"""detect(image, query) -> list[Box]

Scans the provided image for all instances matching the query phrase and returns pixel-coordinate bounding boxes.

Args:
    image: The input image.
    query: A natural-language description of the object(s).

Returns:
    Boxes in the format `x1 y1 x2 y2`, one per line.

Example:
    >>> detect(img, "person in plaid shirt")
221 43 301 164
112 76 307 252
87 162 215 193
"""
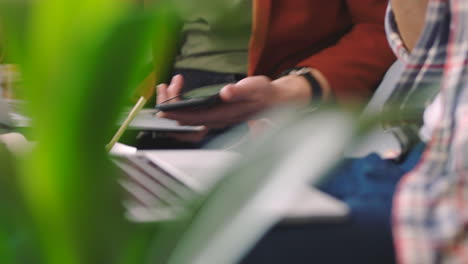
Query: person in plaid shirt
388 0 468 262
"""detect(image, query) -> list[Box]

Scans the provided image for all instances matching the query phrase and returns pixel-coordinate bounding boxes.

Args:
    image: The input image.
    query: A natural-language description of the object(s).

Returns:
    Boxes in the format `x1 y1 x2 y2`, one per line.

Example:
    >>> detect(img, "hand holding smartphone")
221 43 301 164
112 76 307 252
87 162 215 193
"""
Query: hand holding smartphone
156 83 228 111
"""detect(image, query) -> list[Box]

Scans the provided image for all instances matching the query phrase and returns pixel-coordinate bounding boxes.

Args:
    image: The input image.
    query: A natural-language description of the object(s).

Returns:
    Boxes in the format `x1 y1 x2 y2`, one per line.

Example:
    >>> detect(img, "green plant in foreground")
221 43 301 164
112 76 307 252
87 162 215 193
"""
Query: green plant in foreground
0 0 178 263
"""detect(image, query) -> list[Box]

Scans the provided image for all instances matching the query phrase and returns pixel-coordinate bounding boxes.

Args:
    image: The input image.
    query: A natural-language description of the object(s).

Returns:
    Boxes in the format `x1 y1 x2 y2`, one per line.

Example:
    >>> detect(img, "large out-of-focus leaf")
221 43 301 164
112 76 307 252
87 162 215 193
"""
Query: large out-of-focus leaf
0 144 42 263
144 109 355 264
0 0 179 263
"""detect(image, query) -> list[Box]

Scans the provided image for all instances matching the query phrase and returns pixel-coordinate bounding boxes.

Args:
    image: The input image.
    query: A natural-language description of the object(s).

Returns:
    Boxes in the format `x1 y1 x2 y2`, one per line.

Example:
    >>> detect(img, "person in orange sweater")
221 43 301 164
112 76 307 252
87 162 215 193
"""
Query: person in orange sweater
154 0 395 142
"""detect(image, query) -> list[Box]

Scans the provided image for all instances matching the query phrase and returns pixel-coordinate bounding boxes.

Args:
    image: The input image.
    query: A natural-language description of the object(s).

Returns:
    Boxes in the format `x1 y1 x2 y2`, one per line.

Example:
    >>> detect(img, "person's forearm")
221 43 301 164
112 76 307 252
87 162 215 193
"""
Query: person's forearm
295 0 395 105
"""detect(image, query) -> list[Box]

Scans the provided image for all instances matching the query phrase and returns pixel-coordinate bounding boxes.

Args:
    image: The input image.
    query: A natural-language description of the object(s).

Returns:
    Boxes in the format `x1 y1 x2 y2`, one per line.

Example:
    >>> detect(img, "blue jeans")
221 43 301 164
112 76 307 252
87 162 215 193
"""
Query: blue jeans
240 143 426 264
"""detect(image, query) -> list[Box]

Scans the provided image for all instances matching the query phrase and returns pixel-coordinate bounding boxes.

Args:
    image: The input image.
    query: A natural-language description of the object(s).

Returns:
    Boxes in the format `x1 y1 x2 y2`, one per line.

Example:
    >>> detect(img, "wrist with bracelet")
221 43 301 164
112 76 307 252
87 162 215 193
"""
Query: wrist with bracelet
279 67 325 109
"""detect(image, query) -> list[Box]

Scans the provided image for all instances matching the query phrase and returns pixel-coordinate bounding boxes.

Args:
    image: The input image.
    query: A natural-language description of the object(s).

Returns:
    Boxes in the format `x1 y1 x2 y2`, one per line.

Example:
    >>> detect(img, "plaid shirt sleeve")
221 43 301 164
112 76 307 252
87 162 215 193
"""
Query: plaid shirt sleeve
388 0 468 263
383 3 446 154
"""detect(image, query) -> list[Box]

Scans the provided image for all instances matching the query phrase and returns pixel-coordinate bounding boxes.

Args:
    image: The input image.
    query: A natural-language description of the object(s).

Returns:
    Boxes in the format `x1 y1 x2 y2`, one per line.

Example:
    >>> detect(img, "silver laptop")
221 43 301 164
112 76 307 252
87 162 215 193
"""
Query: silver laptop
0 99 30 129
113 110 353 226
0 99 13 131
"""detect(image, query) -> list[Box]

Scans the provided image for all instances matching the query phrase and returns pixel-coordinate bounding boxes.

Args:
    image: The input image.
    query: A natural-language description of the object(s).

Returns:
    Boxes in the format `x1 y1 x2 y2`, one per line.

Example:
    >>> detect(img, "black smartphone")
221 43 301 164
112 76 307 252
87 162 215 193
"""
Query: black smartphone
156 83 227 111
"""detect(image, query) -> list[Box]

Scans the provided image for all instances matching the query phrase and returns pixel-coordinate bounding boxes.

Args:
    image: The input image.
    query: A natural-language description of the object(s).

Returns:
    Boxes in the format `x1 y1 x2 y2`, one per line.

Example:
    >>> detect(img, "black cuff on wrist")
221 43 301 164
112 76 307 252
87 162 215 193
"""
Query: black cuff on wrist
279 67 323 103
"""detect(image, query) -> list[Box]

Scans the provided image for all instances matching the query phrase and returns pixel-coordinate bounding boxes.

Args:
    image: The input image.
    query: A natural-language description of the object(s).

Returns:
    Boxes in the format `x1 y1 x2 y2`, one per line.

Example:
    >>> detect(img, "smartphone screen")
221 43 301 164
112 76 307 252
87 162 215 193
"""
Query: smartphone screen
156 83 228 111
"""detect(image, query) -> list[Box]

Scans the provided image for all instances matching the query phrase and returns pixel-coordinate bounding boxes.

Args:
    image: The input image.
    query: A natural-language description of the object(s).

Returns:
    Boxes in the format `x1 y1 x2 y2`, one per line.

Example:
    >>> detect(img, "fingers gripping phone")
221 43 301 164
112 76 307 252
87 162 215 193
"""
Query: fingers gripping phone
156 83 227 111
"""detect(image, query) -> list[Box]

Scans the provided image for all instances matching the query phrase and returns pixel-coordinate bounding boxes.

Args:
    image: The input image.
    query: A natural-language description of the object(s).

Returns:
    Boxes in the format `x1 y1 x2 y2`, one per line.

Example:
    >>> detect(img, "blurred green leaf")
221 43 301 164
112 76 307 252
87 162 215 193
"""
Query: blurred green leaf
0 0 180 263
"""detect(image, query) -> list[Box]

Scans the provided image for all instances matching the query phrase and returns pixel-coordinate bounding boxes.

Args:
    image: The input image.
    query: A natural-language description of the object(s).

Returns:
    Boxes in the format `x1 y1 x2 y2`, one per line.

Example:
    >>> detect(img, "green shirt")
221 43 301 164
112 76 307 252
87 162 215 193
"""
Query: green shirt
174 0 252 74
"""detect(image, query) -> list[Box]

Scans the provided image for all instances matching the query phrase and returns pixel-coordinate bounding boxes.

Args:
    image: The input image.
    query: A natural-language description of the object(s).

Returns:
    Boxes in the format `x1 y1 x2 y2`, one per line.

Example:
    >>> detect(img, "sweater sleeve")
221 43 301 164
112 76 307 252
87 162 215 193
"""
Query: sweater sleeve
298 0 395 105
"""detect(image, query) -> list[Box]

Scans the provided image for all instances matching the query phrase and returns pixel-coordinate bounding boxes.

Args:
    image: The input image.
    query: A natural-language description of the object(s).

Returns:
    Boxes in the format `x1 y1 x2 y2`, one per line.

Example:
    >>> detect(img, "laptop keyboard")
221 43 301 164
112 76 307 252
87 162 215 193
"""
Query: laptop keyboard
113 155 199 222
